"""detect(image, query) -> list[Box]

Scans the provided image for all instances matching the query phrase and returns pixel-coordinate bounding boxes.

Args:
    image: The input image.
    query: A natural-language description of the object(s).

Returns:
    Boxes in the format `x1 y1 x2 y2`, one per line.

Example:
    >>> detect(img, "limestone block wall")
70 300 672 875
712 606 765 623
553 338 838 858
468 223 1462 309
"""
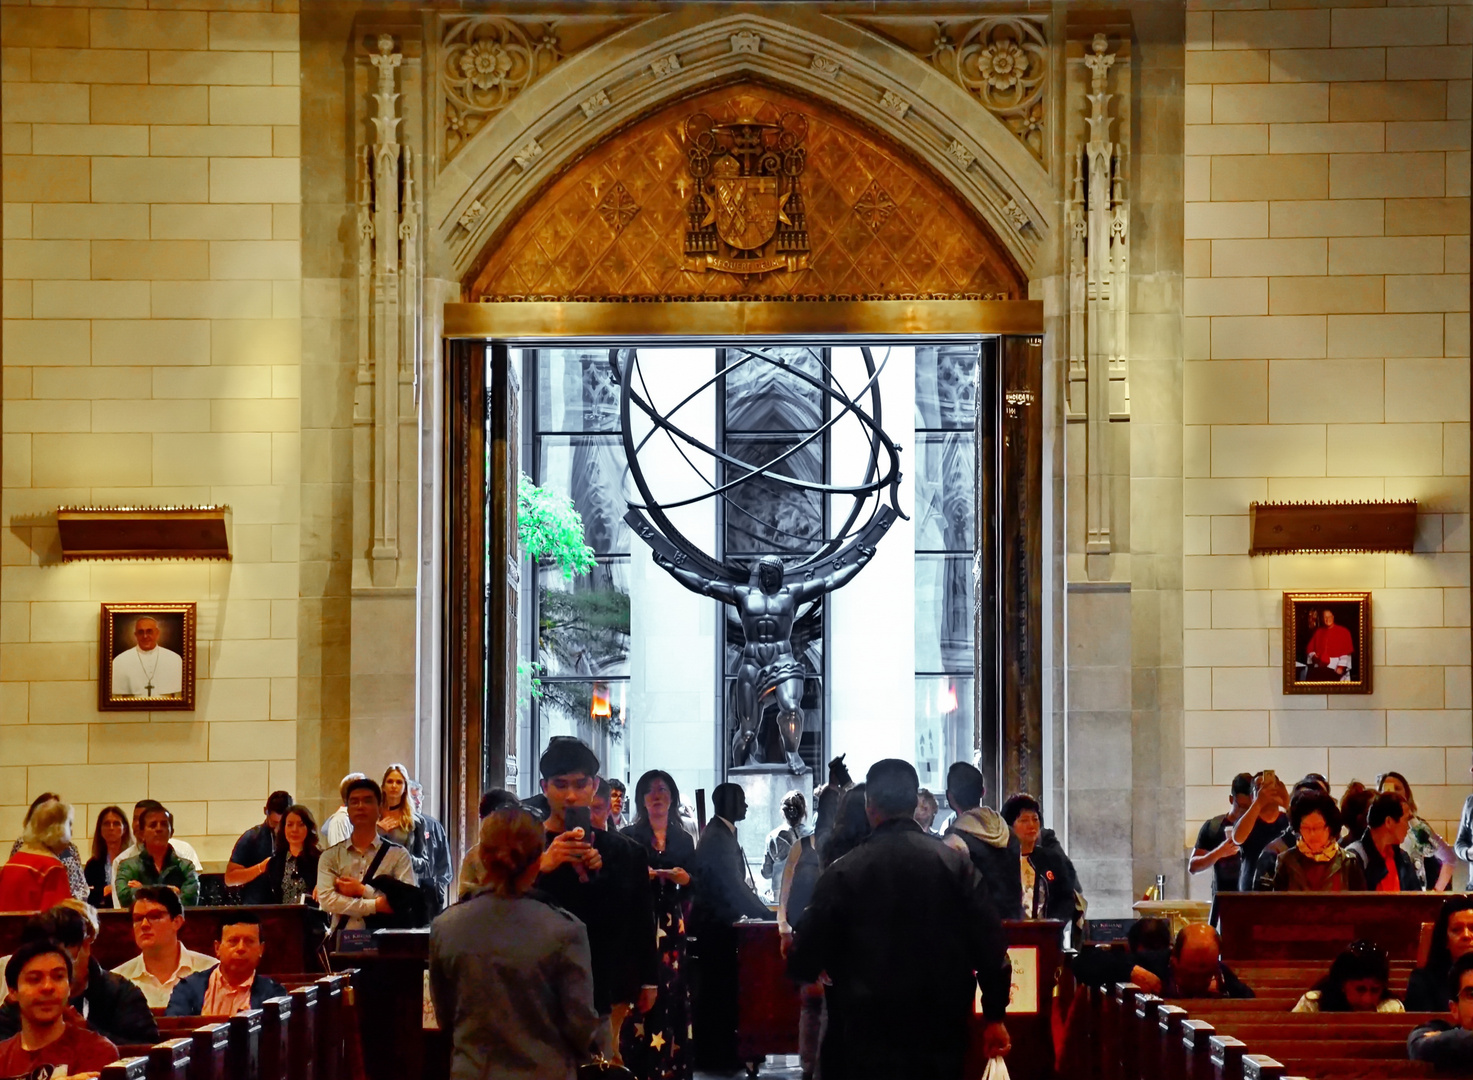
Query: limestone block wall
1 0 301 864
1183 1 1471 880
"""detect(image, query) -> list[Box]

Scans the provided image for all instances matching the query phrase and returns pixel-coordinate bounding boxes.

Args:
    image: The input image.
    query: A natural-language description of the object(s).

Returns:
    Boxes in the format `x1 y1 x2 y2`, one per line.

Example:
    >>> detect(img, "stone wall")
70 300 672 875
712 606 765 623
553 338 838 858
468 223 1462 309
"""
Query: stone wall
1 0 302 863
1182 1 1471 882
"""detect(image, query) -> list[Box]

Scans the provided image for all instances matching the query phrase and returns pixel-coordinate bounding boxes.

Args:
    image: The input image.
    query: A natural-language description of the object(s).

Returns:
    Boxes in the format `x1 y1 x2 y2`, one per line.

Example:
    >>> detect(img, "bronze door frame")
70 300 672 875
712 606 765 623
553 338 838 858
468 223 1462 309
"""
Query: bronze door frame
441 300 1043 855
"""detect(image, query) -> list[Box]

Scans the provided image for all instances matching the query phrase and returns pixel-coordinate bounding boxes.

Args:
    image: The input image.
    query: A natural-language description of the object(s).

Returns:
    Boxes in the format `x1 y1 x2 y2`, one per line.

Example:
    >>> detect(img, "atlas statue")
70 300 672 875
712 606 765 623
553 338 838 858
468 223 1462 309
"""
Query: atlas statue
615 343 906 774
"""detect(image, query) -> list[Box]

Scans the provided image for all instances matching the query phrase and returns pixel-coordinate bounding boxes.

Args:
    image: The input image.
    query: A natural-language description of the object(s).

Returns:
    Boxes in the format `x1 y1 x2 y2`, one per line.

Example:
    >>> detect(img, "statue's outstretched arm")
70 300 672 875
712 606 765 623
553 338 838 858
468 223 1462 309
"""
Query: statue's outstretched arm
654 554 737 602
793 549 872 602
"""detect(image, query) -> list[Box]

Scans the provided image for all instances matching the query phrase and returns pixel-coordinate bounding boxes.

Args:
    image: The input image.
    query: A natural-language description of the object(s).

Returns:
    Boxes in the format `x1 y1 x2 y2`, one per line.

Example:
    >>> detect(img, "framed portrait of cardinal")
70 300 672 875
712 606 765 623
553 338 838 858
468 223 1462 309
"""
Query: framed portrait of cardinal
1283 592 1371 695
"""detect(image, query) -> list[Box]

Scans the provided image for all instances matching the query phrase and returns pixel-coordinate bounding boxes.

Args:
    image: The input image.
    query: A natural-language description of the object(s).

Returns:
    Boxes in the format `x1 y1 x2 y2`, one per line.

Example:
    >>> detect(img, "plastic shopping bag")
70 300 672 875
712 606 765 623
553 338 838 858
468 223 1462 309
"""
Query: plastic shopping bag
981 1056 1011 1080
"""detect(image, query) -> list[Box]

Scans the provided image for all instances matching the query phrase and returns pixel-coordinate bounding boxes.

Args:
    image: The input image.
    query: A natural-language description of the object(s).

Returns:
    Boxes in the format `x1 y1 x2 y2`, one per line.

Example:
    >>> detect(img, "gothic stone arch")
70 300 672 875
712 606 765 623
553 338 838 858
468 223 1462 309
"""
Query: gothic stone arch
463 81 1029 302
431 11 1053 284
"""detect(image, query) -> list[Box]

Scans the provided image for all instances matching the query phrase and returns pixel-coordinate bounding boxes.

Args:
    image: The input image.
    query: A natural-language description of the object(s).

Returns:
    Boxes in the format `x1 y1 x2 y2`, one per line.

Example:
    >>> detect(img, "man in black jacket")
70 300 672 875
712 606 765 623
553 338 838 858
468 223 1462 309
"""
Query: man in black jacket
0 904 158 1046
533 737 658 1056
789 759 1012 1080
1345 792 1421 891
942 762 1024 919
692 782 770 1070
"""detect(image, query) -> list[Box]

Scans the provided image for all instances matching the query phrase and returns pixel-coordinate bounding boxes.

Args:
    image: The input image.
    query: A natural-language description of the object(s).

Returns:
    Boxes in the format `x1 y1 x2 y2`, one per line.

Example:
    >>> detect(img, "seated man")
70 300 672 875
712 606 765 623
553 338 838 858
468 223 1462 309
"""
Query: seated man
166 912 286 1016
112 886 218 1008
1410 952 1473 1066
110 799 203 906
0 940 119 1078
0 902 158 1045
1072 923 1255 999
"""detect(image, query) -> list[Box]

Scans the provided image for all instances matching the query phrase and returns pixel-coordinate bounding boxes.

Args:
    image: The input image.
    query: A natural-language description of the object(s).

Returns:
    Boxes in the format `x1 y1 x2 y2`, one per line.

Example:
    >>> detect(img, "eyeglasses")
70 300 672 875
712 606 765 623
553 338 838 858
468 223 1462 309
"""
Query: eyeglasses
131 911 172 925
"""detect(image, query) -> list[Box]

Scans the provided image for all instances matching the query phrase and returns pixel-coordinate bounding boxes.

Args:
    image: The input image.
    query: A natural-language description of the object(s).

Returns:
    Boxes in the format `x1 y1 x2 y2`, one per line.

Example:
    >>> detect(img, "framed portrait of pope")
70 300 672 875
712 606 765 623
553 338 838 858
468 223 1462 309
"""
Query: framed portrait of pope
99 603 196 710
1283 592 1371 695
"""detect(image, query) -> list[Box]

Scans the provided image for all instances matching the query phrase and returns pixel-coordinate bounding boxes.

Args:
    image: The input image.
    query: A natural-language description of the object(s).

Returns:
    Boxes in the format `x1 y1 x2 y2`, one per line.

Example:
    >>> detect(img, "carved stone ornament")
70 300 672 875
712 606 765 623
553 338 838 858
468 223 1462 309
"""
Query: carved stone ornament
880 89 910 120
850 15 1048 165
513 138 544 171
948 139 975 169
1004 197 1029 231
730 31 761 54
651 52 681 79
441 16 563 162
458 198 487 231
580 88 611 120
683 110 811 276
811 55 840 78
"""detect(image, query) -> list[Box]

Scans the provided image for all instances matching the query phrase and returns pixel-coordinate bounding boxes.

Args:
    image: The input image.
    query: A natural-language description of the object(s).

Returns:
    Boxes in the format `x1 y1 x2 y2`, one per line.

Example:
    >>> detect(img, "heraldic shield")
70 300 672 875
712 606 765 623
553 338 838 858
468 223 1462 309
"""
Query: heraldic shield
684 111 810 275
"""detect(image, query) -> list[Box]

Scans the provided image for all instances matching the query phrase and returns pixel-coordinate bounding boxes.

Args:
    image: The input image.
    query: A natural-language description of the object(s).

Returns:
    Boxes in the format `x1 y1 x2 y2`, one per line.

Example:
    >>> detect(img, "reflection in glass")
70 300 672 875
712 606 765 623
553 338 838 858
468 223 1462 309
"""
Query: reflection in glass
914 677 975 792
723 437 824 556
538 435 631 555
537 559 630 679
915 555 974 674
536 348 621 432
725 346 825 432
915 344 981 430
537 680 628 789
914 433 976 551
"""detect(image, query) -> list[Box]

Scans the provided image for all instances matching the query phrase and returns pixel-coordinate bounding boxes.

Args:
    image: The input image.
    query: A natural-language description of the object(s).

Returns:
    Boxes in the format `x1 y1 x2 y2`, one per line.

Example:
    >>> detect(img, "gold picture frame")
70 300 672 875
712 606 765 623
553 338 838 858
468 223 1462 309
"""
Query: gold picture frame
99 603 197 711
1282 592 1371 696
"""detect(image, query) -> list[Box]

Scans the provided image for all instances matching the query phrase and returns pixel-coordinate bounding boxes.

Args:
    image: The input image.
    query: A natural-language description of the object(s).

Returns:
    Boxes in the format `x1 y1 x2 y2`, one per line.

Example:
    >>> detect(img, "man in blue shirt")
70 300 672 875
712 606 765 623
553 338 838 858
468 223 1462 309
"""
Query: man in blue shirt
1410 952 1473 1066
224 791 292 904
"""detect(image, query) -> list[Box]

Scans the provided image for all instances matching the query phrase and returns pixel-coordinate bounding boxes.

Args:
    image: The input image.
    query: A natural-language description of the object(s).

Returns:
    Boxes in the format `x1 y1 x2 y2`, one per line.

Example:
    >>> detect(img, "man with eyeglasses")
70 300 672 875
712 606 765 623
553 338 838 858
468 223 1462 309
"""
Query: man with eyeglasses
112 886 218 1007
1410 952 1473 1065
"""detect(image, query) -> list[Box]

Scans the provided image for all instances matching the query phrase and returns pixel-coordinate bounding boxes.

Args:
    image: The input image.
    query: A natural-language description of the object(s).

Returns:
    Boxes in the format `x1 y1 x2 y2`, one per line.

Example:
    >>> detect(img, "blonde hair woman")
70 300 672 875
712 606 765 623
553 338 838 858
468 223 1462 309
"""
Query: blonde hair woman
378 764 416 842
0 799 76 912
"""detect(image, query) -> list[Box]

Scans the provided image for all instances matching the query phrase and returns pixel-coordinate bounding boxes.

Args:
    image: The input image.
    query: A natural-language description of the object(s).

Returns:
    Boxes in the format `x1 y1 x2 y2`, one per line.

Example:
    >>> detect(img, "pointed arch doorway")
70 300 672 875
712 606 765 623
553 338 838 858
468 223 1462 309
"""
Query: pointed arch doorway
438 83 1043 853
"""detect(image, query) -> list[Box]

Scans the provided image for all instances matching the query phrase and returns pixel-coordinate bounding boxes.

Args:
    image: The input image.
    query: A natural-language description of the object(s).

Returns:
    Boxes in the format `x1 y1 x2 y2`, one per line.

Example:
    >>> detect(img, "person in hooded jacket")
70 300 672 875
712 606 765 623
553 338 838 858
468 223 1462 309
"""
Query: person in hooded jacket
942 763 1023 919
1001 793 1082 931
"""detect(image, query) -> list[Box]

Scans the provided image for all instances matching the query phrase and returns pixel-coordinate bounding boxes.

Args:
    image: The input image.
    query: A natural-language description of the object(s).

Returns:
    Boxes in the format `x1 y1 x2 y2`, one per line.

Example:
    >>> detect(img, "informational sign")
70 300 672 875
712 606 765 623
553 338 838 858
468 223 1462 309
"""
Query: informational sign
974 945 1040 1015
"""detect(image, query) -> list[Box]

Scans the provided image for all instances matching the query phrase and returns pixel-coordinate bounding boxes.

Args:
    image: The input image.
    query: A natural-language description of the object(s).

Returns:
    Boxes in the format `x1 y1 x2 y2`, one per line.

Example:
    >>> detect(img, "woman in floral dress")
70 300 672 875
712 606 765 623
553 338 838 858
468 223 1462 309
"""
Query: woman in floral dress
620 770 695 1080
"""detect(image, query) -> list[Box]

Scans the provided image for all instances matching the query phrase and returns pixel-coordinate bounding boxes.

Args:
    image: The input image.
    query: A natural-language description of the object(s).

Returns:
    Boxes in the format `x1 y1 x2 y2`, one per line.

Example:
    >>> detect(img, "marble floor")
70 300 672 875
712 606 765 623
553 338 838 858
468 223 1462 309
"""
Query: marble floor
694 1054 805 1079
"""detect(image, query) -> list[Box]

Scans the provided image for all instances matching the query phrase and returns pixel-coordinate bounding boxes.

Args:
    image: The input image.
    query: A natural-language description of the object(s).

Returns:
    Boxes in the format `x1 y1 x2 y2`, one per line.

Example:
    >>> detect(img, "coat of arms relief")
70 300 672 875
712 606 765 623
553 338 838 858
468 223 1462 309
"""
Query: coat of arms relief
683 112 810 276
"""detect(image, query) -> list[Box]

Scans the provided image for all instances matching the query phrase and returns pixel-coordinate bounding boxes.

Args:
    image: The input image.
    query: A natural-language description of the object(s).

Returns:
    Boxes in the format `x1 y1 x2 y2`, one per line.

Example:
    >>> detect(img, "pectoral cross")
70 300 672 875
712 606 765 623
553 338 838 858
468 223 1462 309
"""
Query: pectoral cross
144 681 155 696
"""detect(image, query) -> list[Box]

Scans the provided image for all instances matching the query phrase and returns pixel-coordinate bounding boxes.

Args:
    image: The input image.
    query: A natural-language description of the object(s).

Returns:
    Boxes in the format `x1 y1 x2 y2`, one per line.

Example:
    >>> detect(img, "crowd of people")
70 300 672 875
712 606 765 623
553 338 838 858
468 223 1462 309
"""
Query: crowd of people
1191 769 1461 902
10 751 1473 1077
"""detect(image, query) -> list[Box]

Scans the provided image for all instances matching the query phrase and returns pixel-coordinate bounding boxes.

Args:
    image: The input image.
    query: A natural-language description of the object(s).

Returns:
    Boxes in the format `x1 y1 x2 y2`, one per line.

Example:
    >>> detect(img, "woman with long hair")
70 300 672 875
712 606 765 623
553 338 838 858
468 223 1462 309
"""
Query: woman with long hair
619 770 696 1080
83 806 131 908
821 783 871 868
9 792 88 902
378 764 451 916
428 807 599 1080
266 804 321 905
1406 894 1473 1010
0 798 76 911
1270 792 1366 892
1378 771 1455 891
1292 941 1404 1013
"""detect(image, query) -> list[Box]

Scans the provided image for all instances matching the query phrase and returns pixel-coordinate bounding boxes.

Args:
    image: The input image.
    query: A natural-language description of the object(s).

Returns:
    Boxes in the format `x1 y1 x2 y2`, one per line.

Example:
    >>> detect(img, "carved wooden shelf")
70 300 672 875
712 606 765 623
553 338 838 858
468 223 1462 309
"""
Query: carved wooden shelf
56 505 231 561
1248 501 1416 556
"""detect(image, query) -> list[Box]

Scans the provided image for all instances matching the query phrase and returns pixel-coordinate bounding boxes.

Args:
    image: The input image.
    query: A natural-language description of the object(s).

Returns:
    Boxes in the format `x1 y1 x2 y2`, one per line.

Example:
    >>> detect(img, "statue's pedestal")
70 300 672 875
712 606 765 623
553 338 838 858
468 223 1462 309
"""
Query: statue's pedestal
728 764 814 902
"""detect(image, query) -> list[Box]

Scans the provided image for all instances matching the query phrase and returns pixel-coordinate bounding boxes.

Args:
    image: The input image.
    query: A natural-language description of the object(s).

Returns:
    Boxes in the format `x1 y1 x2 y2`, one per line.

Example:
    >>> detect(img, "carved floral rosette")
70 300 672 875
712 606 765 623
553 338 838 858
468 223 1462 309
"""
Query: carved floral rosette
442 16 562 161
931 17 1048 164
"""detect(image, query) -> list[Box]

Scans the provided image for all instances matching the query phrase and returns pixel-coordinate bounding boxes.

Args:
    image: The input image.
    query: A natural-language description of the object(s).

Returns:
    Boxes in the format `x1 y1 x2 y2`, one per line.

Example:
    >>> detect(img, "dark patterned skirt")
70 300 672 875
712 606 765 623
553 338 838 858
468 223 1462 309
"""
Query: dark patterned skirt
621 891 693 1080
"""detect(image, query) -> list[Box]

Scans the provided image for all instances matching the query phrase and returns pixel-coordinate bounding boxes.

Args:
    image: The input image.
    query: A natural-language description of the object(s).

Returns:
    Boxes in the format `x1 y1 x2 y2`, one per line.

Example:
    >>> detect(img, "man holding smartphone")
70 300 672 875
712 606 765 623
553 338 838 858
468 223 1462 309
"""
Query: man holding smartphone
534 736 658 1059
1228 770 1291 892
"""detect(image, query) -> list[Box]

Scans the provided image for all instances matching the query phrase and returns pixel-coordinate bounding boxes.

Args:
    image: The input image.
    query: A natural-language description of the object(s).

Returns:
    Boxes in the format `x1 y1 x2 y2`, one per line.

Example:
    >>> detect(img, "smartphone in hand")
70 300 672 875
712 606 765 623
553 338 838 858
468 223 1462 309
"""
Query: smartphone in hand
563 805 594 837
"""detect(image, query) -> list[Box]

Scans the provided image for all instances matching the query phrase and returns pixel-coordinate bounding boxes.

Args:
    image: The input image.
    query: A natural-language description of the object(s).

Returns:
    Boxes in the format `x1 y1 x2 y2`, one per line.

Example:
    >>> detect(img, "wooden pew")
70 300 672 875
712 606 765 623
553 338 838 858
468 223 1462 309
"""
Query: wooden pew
0 905 324 976
102 1059 149 1080
148 1038 193 1080
1216 894 1448 963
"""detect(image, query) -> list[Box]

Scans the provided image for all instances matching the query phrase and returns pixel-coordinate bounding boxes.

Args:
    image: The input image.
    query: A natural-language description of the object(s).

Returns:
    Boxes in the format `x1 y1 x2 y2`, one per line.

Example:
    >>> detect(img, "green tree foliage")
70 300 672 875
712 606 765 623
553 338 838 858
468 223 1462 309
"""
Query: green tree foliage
517 473 596 579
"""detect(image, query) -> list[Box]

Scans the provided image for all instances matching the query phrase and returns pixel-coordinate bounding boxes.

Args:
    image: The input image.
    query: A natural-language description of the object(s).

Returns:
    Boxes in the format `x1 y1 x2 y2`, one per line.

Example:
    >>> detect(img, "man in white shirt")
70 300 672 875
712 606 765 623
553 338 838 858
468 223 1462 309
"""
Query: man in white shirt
111 887 217 1008
316 777 416 931
110 617 184 698
110 800 203 907
321 773 366 849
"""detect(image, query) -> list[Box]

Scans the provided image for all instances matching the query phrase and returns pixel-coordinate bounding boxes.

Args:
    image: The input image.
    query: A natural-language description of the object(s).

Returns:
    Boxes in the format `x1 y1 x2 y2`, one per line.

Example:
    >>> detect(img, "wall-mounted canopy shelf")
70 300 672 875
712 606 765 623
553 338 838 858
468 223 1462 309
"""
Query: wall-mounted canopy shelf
1248 501 1417 556
57 506 231 561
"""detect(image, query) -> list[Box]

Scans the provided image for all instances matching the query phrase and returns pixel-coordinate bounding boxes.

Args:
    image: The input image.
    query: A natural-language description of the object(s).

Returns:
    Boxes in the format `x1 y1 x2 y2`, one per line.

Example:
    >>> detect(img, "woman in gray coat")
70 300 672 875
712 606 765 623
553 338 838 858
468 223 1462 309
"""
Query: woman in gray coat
429 807 600 1080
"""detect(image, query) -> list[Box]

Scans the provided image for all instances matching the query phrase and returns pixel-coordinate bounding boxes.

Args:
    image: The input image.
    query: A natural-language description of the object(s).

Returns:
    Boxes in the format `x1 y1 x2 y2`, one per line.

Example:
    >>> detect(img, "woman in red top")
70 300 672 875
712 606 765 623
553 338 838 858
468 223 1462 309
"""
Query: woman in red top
0 799 76 913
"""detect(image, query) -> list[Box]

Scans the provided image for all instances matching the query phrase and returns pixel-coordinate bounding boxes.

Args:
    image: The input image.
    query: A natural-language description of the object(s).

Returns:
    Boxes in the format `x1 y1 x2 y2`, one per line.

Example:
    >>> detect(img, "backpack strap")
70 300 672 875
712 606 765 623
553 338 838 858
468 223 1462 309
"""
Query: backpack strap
361 839 395 883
